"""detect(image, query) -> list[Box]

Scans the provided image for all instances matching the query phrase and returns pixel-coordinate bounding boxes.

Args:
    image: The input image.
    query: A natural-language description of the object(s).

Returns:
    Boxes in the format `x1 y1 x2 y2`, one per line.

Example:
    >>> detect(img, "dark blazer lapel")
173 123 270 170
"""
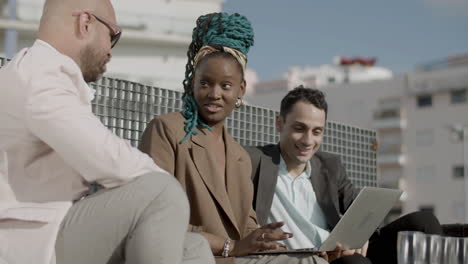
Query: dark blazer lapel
256 145 281 225
190 129 239 233
310 155 341 229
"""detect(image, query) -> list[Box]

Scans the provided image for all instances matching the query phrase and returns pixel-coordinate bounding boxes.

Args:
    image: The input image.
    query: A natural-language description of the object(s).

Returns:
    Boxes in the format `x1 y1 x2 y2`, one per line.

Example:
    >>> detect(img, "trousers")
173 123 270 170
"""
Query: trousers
55 173 214 264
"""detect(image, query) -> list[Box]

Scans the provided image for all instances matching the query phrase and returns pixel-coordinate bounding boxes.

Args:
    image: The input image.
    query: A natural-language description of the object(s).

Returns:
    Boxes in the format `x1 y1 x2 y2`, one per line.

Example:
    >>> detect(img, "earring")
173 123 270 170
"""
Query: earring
235 97 243 108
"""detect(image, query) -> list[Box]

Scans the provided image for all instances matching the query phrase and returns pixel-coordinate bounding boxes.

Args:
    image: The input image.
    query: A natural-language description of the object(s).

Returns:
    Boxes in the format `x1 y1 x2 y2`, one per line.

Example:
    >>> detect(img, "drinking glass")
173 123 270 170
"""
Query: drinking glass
397 231 427 264
425 234 442 264
441 236 459 264
456 237 468 264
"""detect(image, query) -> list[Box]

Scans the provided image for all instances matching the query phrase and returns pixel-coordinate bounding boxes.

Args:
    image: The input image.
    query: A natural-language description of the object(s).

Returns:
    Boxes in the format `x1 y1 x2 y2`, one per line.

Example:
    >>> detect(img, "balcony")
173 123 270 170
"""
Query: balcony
378 143 402 155
373 118 406 130
377 153 406 166
373 106 405 130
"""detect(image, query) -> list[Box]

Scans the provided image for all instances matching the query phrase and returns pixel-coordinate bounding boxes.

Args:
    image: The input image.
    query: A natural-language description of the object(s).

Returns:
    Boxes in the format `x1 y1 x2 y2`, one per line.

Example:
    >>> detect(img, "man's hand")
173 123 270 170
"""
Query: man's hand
230 222 293 257
317 241 368 262
322 243 356 262
355 240 368 257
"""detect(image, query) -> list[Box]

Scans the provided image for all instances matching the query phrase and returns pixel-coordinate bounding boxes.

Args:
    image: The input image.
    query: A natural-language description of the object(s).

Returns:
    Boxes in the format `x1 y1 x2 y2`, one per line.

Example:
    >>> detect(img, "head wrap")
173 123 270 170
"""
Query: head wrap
180 12 254 144
193 45 247 73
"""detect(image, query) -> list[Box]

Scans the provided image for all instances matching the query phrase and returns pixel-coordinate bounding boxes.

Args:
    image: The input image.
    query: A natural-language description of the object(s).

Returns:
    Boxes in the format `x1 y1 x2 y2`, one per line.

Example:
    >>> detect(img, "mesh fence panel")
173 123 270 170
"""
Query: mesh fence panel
1 58 377 188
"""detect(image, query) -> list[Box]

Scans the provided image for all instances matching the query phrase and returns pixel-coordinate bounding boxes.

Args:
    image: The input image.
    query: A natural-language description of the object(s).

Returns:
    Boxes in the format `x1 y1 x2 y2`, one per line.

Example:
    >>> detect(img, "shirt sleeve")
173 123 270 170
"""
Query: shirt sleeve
0 151 15 202
0 151 6 178
25 72 161 188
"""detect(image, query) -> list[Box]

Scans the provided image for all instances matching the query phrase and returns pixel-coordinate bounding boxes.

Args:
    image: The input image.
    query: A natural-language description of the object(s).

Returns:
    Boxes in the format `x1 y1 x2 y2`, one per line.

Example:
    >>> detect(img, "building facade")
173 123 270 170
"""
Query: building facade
0 0 222 90
281 57 393 90
403 66 468 224
247 59 468 224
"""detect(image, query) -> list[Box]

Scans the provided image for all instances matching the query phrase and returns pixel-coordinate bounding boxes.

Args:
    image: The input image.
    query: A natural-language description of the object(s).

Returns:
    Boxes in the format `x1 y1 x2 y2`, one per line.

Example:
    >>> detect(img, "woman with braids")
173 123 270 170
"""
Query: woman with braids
139 13 328 264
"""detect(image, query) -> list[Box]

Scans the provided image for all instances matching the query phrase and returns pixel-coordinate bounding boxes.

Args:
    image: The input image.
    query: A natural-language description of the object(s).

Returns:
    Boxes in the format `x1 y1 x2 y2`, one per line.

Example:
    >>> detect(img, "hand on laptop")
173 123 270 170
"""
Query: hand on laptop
355 240 368 257
319 241 368 262
317 244 355 262
230 221 293 256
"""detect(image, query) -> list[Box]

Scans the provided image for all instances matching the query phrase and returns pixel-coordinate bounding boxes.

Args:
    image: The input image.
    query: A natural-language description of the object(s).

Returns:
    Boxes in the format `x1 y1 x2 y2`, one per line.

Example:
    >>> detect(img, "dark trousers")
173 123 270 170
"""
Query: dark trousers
366 211 443 264
331 211 442 264
331 254 371 264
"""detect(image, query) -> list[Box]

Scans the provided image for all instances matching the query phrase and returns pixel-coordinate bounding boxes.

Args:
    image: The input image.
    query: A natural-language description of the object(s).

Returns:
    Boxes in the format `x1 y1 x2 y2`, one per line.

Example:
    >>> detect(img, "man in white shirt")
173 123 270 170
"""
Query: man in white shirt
0 0 213 263
267 157 331 250
247 86 443 264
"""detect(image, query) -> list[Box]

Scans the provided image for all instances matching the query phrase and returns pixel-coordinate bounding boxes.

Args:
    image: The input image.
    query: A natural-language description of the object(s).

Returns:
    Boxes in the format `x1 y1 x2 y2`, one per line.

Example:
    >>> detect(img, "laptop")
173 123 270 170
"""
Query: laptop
252 187 402 254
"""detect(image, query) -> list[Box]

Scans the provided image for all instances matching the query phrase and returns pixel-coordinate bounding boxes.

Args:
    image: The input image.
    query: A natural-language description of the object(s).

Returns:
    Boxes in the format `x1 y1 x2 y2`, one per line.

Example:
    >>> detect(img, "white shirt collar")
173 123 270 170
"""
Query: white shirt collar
35 39 79 69
279 155 312 180
34 39 96 102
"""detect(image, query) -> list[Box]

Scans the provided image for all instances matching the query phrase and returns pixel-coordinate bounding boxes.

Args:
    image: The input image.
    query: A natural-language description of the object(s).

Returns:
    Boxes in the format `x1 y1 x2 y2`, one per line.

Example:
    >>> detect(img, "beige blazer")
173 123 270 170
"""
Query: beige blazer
139 112 258 240
0 40 162 264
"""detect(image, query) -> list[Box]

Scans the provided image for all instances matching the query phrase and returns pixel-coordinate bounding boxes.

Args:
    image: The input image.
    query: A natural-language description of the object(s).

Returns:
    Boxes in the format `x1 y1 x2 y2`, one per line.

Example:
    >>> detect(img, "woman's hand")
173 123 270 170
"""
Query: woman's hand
230 222 293 257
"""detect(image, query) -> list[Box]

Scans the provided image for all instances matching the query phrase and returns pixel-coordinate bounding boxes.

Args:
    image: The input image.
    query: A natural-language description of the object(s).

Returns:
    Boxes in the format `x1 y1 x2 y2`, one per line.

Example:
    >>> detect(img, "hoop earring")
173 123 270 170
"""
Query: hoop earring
235 97 243 108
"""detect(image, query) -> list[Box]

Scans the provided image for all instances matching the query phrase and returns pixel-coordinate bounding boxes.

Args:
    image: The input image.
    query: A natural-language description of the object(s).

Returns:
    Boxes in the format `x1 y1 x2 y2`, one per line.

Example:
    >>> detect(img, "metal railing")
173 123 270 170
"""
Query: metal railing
0 57 378 188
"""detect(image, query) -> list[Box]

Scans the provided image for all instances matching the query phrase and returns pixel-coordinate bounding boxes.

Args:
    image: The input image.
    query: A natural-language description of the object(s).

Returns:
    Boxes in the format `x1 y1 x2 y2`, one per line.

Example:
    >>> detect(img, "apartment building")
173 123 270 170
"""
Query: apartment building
0 0 222 90
246 56 468 223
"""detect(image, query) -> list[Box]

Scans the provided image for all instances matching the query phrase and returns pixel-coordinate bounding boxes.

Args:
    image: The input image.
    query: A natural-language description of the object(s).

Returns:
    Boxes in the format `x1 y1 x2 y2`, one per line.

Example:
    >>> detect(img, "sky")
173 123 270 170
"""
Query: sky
223 0 468 81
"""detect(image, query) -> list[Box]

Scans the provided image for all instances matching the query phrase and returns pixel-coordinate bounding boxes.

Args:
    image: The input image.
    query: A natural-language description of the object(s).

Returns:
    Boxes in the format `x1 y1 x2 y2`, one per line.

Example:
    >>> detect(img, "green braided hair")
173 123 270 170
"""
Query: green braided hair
179 12 254 144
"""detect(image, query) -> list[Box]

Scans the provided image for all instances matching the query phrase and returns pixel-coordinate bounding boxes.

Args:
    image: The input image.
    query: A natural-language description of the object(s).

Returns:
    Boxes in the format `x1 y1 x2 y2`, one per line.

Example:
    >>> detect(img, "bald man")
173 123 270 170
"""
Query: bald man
0 1 214 264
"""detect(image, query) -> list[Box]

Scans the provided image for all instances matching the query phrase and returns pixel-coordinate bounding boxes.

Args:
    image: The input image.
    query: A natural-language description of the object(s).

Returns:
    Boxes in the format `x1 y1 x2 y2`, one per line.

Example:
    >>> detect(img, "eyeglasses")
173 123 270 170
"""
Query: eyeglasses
72 11 122 48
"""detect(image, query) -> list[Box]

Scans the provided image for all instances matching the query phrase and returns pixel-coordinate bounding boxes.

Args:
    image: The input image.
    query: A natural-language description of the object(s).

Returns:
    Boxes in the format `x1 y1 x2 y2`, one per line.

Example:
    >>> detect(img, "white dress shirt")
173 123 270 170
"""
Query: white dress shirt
267 156 330 249
0 40 166 264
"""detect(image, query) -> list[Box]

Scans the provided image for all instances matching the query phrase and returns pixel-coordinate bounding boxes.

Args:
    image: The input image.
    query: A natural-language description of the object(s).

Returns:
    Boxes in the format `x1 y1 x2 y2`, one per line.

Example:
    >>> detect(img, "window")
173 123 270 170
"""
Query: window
417 94 432 108
380 98 401 110
378 109 399 119
419 205 435 214
374 98 401 120
451 89 467 104
453 165 465 178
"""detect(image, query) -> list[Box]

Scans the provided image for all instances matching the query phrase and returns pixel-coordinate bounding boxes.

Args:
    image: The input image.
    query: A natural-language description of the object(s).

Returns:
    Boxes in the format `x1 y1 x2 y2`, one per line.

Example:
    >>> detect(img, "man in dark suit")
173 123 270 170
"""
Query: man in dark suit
246 86 442 264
